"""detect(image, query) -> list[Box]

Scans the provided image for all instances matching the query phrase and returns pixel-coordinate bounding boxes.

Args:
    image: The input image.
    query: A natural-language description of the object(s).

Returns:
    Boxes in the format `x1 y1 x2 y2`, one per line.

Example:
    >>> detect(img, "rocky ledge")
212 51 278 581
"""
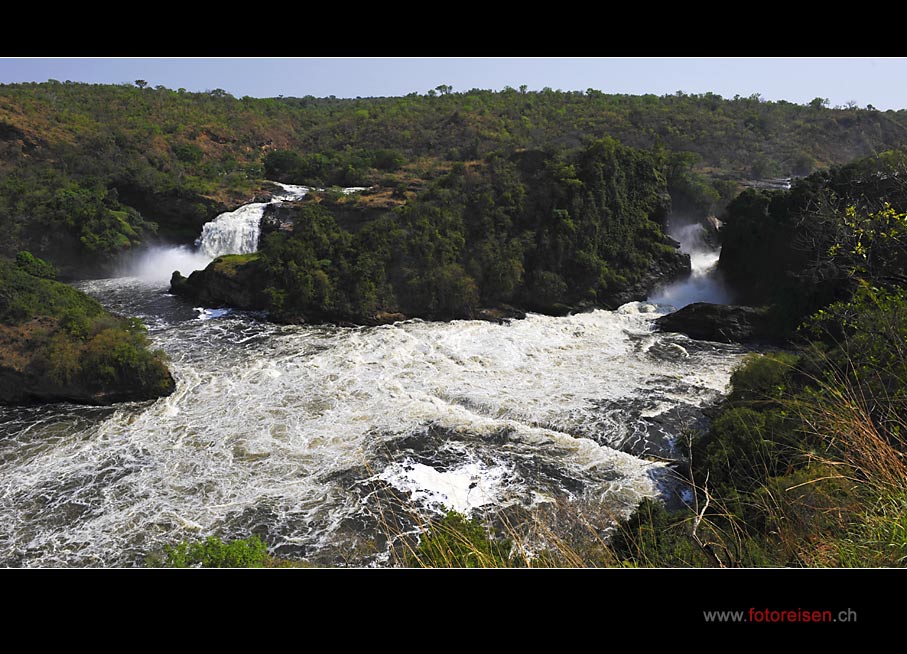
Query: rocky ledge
654 302 776 344
171 254 268 310
607 243 691 308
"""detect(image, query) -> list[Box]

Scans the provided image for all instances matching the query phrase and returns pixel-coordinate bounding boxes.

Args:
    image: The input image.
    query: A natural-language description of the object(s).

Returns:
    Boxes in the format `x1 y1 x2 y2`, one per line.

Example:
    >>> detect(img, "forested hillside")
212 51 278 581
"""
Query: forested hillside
607 150 907 567
3 81 907 277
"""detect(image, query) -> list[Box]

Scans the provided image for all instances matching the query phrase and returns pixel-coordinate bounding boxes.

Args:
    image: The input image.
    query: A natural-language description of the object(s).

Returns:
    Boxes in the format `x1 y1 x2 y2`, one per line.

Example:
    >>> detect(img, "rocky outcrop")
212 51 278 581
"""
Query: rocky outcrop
171 254 268 310
113 183 231 243
654 302 775 343
475 305 527 324
260 202 298 237
367 311 408 326
0 332 175 405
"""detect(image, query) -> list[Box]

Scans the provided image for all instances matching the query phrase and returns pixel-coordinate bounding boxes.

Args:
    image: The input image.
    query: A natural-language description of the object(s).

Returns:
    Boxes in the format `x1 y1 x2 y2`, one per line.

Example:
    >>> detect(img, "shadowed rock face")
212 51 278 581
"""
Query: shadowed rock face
654 302 775 344
171 255 269 311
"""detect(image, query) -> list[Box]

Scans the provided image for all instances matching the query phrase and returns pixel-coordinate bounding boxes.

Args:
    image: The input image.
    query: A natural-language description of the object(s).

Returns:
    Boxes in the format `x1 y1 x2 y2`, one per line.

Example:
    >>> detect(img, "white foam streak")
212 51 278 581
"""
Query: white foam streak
0 283 749 566
379 462 505 514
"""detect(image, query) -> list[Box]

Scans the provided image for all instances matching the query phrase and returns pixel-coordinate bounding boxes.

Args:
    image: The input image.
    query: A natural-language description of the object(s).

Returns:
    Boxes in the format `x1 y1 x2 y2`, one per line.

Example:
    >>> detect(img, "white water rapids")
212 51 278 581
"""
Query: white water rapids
0 203 748 567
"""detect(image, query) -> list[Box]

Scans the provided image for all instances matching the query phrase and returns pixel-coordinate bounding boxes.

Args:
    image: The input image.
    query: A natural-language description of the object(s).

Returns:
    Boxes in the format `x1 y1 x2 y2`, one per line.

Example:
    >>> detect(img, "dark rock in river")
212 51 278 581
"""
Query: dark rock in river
654 302 774 343
171 254 268 310
476 305 527 324
369 311 408 325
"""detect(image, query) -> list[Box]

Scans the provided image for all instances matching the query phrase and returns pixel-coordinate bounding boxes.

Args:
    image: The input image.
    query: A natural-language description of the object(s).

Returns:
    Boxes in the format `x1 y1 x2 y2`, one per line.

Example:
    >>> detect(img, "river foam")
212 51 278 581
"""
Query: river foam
0 278 747 567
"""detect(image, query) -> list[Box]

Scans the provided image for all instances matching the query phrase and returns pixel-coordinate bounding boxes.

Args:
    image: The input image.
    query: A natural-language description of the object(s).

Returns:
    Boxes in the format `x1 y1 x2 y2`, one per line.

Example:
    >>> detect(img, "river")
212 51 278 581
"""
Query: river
0 193 748 567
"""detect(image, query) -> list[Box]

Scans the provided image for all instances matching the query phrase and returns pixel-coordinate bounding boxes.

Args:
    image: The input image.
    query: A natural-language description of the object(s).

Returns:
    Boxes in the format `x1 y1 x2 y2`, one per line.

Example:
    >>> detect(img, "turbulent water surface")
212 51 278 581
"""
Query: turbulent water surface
0 198 749 567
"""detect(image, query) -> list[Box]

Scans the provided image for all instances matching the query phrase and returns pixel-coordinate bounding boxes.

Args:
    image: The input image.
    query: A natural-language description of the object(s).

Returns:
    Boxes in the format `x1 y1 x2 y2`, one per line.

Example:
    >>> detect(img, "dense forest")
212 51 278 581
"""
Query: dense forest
174 139 688 321
3 81 907 277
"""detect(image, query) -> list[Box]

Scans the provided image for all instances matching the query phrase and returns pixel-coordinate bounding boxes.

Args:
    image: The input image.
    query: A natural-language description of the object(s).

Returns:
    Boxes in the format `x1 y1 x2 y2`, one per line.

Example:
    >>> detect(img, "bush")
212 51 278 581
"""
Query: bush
162 535 268 568
693 353 803 492
404 511 514 568
16 250 57 279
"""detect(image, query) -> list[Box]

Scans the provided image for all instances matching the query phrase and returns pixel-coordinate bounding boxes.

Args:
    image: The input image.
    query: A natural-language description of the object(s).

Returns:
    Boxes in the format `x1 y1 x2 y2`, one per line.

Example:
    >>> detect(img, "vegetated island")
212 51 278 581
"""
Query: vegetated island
0 253 173 404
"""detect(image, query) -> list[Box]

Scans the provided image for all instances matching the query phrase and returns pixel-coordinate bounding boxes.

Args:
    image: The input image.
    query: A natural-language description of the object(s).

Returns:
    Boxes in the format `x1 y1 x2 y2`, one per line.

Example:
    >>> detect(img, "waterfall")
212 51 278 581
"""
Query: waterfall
118 182 310 283
196 183 309 259
197 202 271 259
648 222 732 309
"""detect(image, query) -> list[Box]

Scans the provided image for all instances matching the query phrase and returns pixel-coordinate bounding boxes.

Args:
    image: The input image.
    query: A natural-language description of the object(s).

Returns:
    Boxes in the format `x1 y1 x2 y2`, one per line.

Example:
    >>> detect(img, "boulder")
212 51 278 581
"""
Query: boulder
171 254 268 310
475 306 527 324
260 202 298 237
370 311 408 325
654 302 774 343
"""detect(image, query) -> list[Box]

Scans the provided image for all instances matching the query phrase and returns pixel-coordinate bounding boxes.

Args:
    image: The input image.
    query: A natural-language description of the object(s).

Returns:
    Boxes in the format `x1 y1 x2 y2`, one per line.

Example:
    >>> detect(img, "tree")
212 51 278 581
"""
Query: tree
134 80 148 89
809 97 829 109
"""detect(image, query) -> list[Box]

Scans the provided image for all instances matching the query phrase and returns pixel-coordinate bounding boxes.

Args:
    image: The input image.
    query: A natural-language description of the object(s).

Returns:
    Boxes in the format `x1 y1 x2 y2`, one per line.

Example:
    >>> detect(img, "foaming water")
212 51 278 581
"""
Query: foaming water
197 202 271 259
649 222 732 309
0 276 748 567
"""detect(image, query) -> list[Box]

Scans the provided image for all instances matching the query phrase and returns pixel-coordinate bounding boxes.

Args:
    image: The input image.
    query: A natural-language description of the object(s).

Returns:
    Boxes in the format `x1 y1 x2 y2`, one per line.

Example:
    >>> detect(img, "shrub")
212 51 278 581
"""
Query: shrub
15 250 57 279
162 535 268 568
404 511 514 568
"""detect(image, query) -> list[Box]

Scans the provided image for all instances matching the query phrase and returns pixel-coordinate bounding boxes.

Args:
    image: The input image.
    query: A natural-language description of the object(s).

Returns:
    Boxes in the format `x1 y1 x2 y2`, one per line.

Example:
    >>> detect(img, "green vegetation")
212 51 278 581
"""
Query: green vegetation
0 258 174 403
3 81 907 277
151 534 310 568
1 254 104 324
381 153 907 568
161 535 269 568
15 250 56 279
403 510 516 568
608 153 907 567
719 148 907 334
238 138 686 322
9 81 907 561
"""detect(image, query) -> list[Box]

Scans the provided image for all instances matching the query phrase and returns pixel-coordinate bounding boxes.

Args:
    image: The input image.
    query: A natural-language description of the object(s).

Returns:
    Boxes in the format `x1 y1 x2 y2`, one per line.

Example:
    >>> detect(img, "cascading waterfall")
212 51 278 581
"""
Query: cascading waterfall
118 182 309 283
196 183 309 259
648 221 732 309
196 201 273 259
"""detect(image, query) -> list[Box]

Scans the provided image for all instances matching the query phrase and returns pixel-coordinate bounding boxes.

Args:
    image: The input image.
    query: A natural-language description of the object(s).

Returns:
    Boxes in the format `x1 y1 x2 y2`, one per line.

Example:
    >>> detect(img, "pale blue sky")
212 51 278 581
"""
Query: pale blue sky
1 57 905 110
